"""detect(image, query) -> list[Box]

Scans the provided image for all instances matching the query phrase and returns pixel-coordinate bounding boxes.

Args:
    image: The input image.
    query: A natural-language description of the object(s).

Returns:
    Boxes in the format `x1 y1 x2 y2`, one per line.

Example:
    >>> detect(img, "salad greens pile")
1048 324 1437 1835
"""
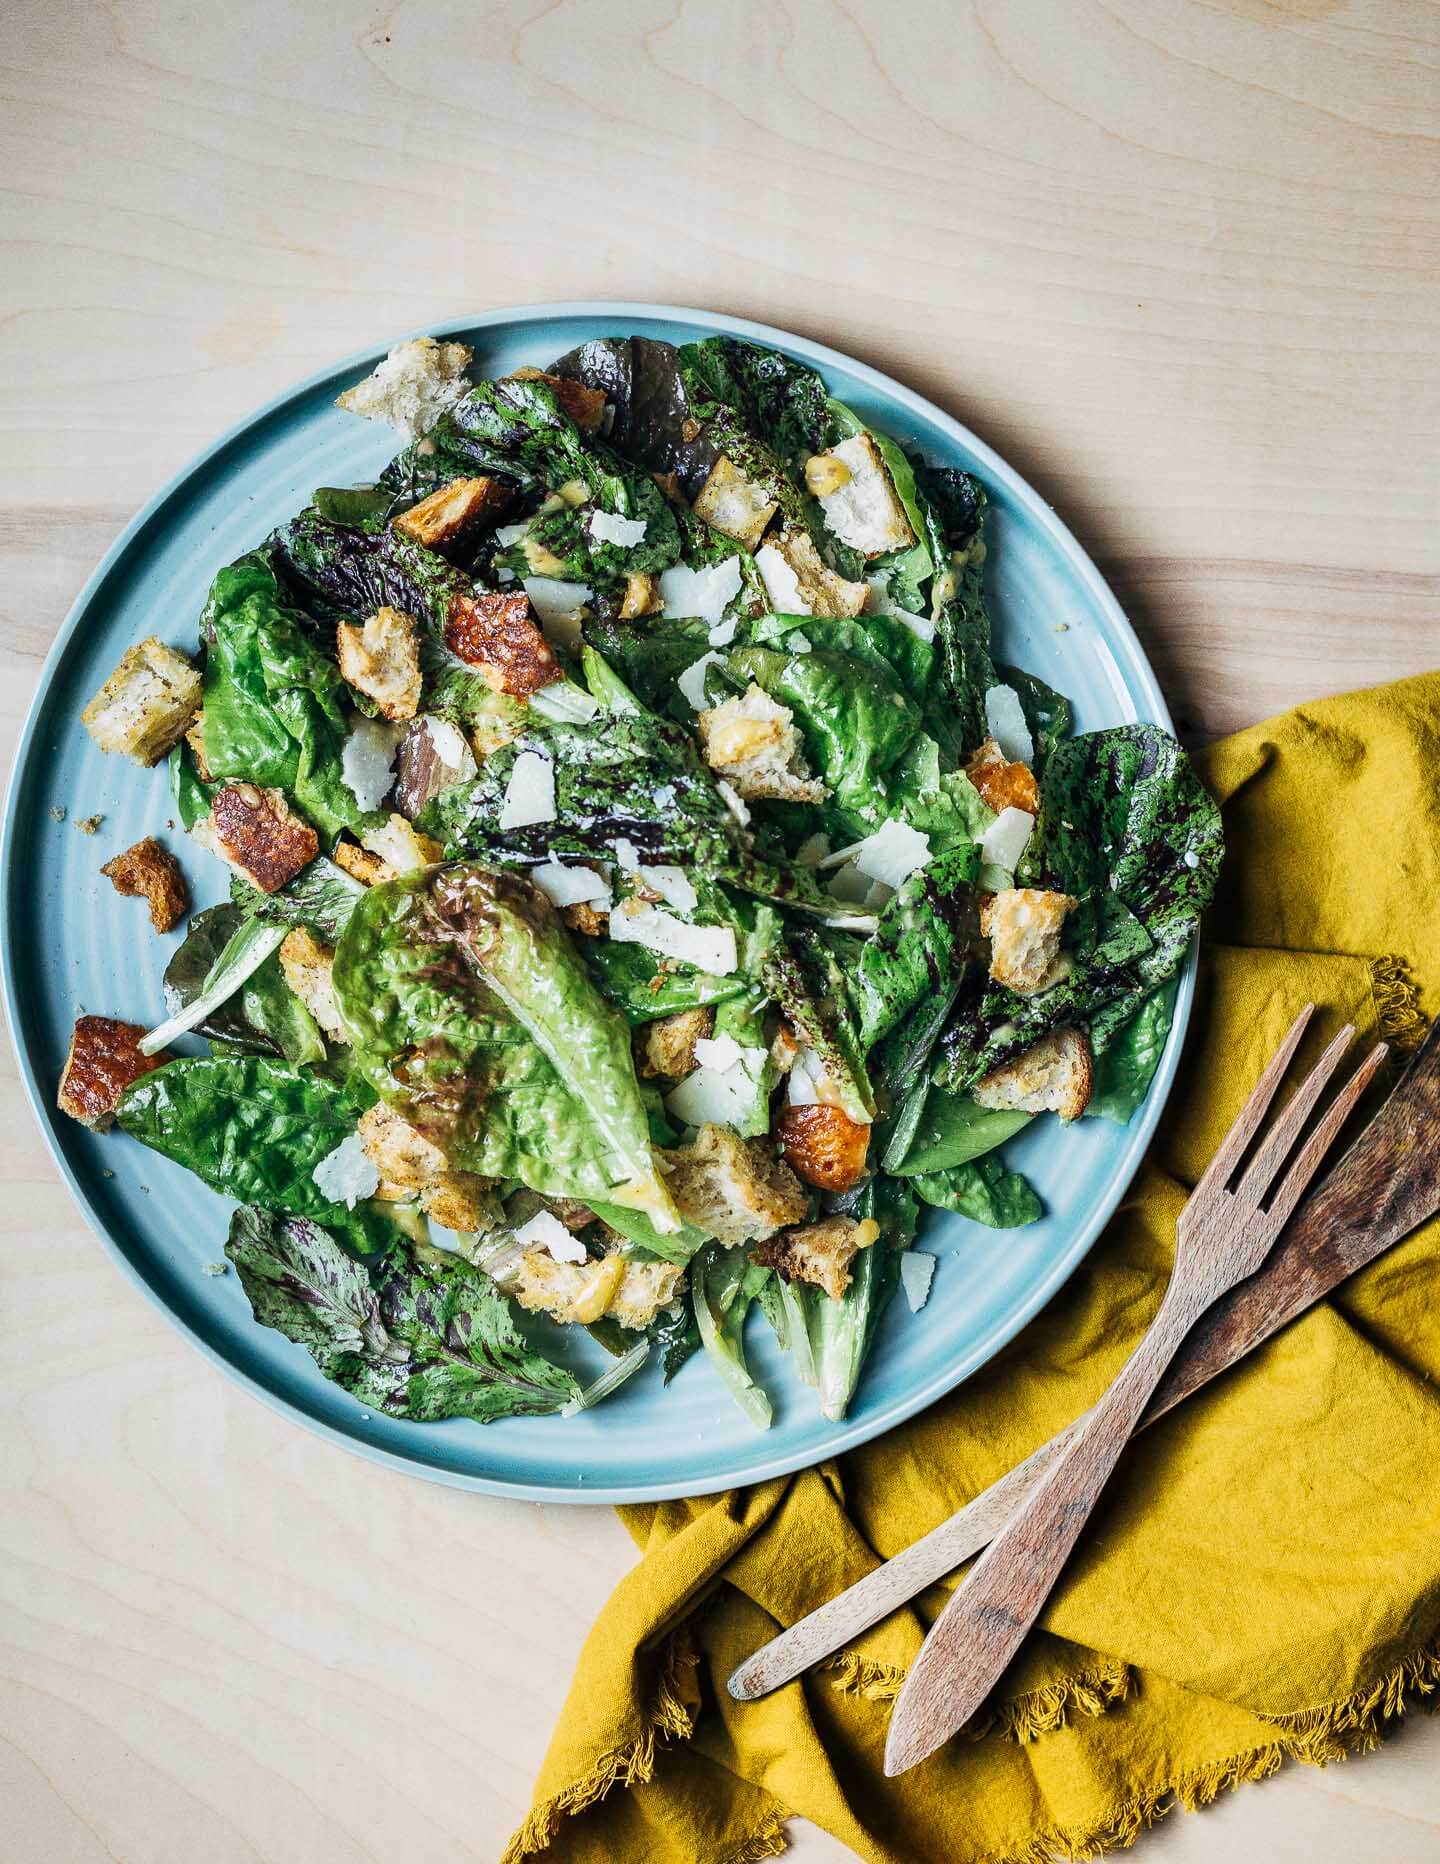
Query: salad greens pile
90 330 1223 1431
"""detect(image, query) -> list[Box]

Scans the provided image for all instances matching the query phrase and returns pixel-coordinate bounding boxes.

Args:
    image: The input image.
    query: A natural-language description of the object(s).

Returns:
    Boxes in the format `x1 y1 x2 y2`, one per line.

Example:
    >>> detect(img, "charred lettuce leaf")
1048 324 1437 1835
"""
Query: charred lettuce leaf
938 724 1223 1090
226 1207 582 1422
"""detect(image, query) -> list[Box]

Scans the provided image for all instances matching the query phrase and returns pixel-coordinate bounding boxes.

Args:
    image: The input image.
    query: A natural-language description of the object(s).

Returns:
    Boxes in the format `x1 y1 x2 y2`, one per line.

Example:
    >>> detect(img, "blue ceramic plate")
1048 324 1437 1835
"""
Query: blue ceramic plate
2 304 1190 1502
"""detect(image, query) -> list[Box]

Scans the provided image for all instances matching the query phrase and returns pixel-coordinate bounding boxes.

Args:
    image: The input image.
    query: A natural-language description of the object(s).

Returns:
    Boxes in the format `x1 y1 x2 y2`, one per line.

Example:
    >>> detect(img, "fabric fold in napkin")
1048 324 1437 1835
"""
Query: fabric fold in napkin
506 674 1440 1864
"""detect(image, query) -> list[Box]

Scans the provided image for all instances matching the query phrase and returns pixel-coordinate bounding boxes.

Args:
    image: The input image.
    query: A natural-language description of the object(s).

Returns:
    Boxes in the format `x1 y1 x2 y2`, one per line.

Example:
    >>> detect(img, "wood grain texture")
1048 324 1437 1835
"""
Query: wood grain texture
2 0 1438 1856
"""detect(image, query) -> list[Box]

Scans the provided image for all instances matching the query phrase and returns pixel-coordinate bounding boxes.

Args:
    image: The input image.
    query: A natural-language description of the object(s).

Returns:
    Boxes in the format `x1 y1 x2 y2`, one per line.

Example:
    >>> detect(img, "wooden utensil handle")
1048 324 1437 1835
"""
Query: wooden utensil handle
882 1278 1211 1771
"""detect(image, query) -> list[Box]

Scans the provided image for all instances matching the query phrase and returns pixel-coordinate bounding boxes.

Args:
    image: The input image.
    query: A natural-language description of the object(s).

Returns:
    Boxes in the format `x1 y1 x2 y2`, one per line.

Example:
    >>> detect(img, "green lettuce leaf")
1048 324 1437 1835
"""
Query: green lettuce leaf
909 1151 1041 1228
115 1055 395 1254
1086 978 1178 1123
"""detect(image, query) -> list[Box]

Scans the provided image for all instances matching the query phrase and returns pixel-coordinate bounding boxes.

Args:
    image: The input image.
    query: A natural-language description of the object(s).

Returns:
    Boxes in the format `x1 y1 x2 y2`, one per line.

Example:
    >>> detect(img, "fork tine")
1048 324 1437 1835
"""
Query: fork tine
1264 1041 1389 1230
1195 1004 1316 1197
1236 1022 1355 1206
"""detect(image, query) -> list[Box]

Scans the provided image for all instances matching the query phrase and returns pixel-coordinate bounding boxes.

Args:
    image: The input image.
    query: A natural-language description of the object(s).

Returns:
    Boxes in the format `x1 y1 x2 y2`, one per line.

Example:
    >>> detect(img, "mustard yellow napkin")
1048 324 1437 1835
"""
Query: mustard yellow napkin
507 675 1440 1864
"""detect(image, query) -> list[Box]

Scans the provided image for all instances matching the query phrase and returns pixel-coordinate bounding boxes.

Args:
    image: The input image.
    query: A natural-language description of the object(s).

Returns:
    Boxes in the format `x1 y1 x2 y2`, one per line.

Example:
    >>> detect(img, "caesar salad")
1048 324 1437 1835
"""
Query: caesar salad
58 330 1222 1430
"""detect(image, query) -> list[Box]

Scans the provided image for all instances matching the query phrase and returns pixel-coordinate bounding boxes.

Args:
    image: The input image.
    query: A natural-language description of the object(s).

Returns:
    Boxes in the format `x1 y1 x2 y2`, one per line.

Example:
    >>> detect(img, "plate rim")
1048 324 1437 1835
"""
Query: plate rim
1 300 1192 1503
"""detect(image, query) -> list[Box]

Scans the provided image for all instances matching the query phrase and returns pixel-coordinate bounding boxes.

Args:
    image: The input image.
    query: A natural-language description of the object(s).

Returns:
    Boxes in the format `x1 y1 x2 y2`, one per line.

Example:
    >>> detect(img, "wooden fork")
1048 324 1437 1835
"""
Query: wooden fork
883 1005 1377 1775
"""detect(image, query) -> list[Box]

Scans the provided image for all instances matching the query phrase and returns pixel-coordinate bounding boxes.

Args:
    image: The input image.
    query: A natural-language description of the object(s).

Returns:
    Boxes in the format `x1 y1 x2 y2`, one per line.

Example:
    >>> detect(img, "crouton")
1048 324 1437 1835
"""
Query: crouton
99 837 188 933
356 1101 491 1230
973 1026 1093 1122
755 1215 880 1300
513 1250 683 1328
444 590 562 697
697 683 826 804
336 336 473 440
660 1124 808 1245
57 1015 168 1129
391 476 514 552
278 928 347 1042
640 1007 714 1080
620 572 662 619
776 1103 871 1192
563 900 609 937
691 455 778 551
754 530 867 619
336 606 423 721
809 433 914 558
505 367 608 436
192 785 318 893
333 839 393 886
81 638 202 767
361 814 442 875
980 887 1077 996
966 738 1040 817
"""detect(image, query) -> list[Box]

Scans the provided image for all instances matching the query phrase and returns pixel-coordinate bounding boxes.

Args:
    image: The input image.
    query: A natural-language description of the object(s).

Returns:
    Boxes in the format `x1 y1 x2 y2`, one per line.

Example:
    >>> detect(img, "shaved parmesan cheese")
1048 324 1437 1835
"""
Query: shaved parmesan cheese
826 860 881 906
495 520 529 546
524 577 592 652
899 1250 936 1312
530 680 600 724
787 1048 826 1106
693 1034 765 1077
843 818 932 889
588 508 648 548
660 556 743 624
796 832 831 867
984 684 1034 764
498 749 555 829
755 542 811 616
609 900 737 975
787 632 812 654
708 614 739 647
341 715 401 813
979 806 1035 873
642 865 697 914
716 780 751 826
531 860 612 909
423 715 473 771
610 837 641 872
677 651 724 711
665 1061 757 1130
312 1133 380 1210
514 1209 588 1265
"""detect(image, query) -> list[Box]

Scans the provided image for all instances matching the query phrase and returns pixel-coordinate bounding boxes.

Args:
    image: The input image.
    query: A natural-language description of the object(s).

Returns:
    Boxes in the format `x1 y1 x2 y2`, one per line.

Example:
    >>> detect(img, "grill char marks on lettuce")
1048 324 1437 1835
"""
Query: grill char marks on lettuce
938 723 1223 1090
226 1207 582 1423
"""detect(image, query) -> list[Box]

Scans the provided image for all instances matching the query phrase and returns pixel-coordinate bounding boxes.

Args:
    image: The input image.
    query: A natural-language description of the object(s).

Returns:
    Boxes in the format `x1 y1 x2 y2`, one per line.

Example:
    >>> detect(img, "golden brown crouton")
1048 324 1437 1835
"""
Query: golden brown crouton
513 1250 683 1328
640 1007 714 1080
332 839 394 886
278 928 347 1042
980 887 1078 996
336 337 473 439
360 813 442 874
691 455 778 551
506 368 608 435
391 476 514 552
966 738 1040 817
973 1026 1093 1122
356 1102 490 1230
809 433 914 558
660 1124 808 1245
562 900 609 937
776 1102 871 1192
620 572 662 619
697 684 826 804
444 591 562 697
57 1016 168 1129
192 785 319 893
100 837 188 933
755 1215 880 1300
756 530 868 619
336 606 423 722
82 638 202 767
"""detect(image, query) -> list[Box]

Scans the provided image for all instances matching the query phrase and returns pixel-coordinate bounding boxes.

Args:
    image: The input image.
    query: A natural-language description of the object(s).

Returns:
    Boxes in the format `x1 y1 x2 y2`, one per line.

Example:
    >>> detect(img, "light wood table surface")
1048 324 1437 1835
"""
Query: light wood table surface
3 2 1437 1859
